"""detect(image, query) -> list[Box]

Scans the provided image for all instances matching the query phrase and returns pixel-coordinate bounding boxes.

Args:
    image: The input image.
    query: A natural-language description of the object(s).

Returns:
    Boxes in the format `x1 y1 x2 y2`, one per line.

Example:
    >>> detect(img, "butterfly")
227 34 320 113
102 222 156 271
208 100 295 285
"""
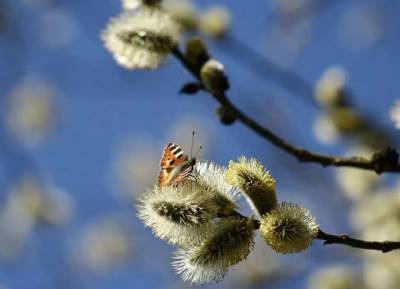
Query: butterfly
157 142 196 187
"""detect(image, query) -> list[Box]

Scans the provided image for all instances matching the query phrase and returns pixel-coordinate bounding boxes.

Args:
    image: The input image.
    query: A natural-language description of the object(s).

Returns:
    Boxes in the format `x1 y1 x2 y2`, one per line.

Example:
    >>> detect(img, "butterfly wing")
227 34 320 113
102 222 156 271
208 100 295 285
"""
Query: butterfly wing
171 159 196 184
159 143 188 168
158 143 191 186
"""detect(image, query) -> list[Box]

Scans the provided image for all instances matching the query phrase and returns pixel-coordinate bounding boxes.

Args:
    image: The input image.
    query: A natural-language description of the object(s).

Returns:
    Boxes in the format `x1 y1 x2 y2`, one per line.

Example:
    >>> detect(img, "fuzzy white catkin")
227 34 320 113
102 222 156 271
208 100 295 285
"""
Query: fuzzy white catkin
137 184 218 247
172 217 255 284
101 8 180 69
137 161 240 246
122 0 161 10
193 161 239 215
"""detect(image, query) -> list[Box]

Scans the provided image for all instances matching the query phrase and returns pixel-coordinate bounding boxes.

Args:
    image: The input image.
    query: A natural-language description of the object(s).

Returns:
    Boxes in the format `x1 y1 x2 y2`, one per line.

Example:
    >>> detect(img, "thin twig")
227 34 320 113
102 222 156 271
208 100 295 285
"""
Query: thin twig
317 229 400 253
172 46 400 174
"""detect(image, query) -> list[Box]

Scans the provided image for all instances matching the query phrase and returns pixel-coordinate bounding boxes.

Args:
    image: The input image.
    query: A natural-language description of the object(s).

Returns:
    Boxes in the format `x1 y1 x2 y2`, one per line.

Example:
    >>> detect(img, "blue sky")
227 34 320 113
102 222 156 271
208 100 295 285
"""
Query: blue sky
0 0 400 289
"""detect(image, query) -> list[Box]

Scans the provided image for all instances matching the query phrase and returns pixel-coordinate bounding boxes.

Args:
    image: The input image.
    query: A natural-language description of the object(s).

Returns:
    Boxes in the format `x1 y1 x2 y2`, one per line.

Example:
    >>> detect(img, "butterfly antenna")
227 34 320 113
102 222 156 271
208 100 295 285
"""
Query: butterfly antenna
190 131 195 158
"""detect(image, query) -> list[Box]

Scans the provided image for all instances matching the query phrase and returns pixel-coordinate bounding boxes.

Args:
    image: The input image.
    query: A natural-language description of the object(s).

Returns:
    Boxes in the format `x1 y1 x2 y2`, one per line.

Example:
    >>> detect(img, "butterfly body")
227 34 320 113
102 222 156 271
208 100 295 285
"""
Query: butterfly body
158 143 196 187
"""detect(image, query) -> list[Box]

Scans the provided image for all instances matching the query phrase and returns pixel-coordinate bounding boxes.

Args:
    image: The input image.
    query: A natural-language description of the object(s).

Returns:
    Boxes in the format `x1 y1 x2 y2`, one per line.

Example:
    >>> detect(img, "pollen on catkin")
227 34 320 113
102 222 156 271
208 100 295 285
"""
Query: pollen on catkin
225 156 277 216
260 202 319 254
136 184 219 247
101 8 180 69
172 217 255 284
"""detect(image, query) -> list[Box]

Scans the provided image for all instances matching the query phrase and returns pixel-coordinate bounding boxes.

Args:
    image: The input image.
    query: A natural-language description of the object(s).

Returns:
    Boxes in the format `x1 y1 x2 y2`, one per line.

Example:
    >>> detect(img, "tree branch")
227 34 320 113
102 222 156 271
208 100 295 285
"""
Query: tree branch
172 46 400 174
233 214 400 252
316 229 400 253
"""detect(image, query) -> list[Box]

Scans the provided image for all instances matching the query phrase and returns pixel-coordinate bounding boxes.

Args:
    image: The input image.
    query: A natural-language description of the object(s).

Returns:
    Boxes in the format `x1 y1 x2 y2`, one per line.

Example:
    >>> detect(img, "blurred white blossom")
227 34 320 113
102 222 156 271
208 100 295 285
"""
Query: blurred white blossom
350 181 400 289
336 146 380 201
164 0 199 31
308 265 363 289
0 175 73 260
315 66 347 107
73 218 132 272
336 168 379 201
351 184 400 239
313 114 340 145
364 259 400 289
337 4 386 50
199 6 231 38
6 76 56 146
390 100 400 129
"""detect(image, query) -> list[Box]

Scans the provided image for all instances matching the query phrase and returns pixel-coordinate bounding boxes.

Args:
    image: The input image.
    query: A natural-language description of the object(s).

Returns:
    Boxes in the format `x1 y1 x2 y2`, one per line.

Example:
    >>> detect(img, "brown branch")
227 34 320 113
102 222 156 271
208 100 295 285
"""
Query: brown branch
317 229 400 253
171 46 400 174
231 214 400 252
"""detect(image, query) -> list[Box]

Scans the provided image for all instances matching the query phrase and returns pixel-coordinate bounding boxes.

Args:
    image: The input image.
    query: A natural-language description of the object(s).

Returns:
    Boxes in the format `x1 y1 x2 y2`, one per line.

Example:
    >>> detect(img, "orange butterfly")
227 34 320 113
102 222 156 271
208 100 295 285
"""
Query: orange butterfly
158 143 196 187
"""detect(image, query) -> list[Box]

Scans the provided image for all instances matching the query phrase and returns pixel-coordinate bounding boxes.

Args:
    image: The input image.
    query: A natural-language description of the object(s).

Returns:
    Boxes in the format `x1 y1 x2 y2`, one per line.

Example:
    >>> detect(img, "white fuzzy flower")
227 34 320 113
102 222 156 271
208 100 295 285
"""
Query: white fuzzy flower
172 217 255 284
308 265 363 289
390 100 400 129
73 219 131 271
313 114 340 145
101 8 180 69
137 184 219 247
199 6 231 38
6 76 55 146
315 66 347 107
194 161 239 215
122 0 161 10
163 0 199 31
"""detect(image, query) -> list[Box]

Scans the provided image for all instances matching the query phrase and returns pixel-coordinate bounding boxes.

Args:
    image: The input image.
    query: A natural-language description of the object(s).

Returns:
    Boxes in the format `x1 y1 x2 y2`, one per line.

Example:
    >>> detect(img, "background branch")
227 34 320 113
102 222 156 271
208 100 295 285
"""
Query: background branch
172 47 400 174
221 34 317 107
220 34 399 147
